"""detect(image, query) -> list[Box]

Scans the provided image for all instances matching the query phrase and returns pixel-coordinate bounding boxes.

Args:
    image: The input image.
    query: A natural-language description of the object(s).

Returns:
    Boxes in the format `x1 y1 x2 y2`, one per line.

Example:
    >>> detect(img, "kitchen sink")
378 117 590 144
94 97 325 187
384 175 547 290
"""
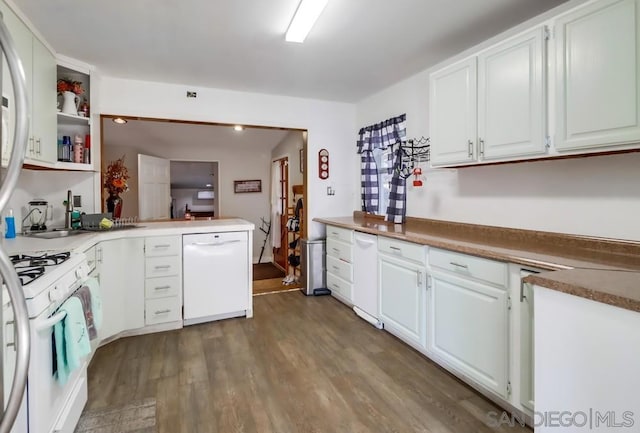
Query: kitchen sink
25 229 87 239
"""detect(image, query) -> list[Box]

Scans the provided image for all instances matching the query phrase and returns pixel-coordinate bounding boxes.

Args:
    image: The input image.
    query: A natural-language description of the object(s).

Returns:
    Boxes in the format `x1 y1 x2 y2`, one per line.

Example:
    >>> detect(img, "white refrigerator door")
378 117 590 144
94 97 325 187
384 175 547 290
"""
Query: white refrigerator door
183 232 249 323
353 233 378 318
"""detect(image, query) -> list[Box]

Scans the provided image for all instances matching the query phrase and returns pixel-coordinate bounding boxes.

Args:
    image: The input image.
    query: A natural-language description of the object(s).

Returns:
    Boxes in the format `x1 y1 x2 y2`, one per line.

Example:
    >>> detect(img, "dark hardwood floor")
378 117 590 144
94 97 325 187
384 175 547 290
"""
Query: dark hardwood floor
85 292 530 433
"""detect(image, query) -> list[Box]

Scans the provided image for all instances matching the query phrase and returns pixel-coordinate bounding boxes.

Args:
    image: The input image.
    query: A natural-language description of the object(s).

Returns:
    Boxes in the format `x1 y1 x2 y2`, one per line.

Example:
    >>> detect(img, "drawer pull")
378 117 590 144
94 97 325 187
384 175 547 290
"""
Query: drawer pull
389 246 402 254
331 247 340 253
154 244 171 248
450 262 469 269
331 231 339 236
154 265 171 270
332 265 340 271
154 309 171 315
154 285 171 291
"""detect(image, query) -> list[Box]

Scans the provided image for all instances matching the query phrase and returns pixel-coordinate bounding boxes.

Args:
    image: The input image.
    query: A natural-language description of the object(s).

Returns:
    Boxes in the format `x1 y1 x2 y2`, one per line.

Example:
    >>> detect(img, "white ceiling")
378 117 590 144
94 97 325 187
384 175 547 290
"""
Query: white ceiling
103 118 291 151
14 0 568 102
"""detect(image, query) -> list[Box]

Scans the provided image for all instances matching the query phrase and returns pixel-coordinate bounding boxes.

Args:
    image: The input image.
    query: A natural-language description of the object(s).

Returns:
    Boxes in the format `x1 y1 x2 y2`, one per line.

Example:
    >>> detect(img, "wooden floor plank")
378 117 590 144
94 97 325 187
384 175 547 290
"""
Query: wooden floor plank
85 292 531 433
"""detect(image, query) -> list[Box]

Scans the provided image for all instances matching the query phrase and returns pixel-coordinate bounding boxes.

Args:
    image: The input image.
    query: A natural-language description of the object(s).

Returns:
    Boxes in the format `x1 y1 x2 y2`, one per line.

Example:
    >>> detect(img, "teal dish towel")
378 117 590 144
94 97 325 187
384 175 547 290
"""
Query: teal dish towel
54 297 91 383
85 276 102 331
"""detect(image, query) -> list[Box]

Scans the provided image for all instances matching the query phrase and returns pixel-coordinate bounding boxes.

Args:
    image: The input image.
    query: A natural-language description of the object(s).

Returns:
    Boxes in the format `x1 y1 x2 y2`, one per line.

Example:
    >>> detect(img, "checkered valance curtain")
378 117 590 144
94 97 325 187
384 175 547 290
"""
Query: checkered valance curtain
356 114 407 224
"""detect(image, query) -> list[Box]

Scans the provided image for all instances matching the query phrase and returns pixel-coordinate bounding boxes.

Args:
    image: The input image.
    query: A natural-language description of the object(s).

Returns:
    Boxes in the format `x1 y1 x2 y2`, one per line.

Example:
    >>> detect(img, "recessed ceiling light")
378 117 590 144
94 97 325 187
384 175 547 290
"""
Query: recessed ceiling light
112 117 127 124
234 125 244 131
286 0 328 43
206 183 212 187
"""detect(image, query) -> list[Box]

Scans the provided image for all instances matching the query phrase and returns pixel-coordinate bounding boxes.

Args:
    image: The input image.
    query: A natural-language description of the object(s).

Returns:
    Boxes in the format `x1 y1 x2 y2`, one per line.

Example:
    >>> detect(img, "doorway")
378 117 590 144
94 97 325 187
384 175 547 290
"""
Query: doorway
272 157 289 271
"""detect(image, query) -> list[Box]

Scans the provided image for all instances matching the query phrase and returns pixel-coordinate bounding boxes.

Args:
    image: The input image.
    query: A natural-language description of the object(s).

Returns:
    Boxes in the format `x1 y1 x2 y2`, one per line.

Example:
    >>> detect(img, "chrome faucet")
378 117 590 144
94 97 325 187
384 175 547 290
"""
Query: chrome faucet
64 190 73 229
21 208 41 235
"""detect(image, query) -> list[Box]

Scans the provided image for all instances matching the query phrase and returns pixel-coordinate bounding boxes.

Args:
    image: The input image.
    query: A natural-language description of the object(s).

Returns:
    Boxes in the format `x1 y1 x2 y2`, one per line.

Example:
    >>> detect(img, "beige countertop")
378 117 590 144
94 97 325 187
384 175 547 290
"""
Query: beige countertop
315 213 640 312
1 218 255 255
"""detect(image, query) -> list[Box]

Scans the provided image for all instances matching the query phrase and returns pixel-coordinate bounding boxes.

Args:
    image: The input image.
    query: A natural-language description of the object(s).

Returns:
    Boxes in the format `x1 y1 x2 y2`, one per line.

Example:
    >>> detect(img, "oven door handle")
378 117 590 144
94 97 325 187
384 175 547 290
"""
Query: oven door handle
35 311 67 332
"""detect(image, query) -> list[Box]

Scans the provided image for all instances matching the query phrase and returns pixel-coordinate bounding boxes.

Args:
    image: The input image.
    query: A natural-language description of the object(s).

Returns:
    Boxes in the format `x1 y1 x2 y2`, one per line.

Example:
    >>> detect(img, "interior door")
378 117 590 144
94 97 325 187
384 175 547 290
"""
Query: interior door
138 154 171 221
272 157 288 270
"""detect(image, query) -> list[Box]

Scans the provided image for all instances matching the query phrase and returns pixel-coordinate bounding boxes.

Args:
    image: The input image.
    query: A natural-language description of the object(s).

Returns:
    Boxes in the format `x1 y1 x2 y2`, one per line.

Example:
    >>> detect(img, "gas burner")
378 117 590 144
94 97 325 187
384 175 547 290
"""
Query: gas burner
16 266 45 286
10 252 71 269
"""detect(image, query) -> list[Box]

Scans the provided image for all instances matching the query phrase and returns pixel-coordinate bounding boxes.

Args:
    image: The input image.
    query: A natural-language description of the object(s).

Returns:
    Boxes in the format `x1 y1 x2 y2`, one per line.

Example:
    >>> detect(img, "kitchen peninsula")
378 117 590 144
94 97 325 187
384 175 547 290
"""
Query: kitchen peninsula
3 218 255 334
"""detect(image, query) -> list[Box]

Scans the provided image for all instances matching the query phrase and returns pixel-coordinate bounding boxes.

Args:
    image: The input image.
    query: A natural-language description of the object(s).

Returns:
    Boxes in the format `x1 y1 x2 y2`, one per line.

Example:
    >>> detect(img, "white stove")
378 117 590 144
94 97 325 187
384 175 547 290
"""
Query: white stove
10 251 89 318
6 250 93 433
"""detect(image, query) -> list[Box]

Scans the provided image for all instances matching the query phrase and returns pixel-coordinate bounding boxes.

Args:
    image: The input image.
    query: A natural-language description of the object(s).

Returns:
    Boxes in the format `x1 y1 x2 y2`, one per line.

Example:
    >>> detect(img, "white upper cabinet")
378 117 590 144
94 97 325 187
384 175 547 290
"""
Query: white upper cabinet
430 27 547 167
478 27 547 160
430 57 478 166
555 0 640 151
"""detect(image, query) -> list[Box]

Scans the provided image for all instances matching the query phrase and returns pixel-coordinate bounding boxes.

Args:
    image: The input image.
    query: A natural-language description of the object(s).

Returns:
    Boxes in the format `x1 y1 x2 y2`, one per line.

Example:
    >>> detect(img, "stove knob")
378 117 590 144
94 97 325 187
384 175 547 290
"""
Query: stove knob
75 267 86 280
49 286 63 302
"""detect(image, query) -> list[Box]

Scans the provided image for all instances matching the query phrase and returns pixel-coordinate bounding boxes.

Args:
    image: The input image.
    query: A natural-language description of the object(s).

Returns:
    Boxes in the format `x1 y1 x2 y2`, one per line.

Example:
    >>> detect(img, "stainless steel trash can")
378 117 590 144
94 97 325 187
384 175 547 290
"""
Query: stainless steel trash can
300 239 326 295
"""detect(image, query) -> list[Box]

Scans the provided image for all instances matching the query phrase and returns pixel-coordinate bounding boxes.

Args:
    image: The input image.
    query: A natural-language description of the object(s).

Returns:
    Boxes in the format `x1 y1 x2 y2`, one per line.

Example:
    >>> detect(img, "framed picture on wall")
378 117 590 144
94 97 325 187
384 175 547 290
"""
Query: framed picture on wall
300 148 304 173
234 179 262 193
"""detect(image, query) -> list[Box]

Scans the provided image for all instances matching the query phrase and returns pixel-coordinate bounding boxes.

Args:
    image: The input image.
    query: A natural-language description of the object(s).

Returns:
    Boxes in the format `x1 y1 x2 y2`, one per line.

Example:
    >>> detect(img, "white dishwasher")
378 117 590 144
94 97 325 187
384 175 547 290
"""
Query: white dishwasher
353 232 382 328
183 232 249 325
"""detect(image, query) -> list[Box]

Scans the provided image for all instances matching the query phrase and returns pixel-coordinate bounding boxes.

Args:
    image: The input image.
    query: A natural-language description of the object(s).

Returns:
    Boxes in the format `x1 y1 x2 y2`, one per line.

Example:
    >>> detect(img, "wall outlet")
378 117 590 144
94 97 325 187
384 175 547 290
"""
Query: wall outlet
186 91 197 98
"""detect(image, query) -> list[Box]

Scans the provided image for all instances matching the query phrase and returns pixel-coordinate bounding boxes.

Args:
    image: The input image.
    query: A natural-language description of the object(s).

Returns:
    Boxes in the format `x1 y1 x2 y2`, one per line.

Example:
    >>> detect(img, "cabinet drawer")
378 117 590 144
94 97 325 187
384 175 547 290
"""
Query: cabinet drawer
145 296 181 325
327 273 353 302
145 256 180 278
429 248 507 287
378 237 426 264
145 236 180 257
145 275 181 299
326 255 353 283
326 226 353 243
327 238 353 263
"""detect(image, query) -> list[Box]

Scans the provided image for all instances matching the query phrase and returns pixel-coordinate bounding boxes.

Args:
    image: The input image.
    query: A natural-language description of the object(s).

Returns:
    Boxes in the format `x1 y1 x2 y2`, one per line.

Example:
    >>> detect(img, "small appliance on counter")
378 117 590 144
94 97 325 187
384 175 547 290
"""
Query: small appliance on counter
27 199 48 231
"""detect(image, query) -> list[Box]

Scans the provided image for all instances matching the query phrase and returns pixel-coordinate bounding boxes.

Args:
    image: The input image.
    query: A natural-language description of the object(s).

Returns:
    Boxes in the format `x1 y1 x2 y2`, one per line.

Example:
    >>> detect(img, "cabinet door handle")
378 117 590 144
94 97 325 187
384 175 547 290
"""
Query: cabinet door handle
154 244 171 248
154 285 171 291
426 274 432 290
28 137 34 153
154 309 171 315
520 280 527 302
154 265 171 270
468 140 473 157
479 138 484 157
417 271 423 287
36 138 41 155
450 261 469 269
97 248 103 264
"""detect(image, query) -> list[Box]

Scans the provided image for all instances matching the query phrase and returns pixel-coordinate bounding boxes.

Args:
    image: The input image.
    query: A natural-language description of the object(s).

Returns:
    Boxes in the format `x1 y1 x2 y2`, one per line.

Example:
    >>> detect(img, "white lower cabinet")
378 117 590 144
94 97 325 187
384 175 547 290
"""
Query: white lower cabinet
428 248 509 398
326 227 354 304
96 238 145 342
145 236 182 326
378 241 427 349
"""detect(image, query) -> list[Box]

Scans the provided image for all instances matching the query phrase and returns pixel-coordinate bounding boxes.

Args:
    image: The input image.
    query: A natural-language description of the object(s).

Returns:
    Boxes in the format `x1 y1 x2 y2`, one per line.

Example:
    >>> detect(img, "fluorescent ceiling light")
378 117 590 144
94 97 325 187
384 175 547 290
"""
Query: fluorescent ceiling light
285 0 328 43
234 125 244 131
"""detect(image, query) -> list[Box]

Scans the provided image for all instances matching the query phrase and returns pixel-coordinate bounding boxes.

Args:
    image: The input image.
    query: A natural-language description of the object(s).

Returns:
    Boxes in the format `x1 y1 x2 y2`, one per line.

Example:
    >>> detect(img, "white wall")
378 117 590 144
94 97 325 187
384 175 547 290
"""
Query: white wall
98 77 358 244
7 169 96 231
356 39 640 243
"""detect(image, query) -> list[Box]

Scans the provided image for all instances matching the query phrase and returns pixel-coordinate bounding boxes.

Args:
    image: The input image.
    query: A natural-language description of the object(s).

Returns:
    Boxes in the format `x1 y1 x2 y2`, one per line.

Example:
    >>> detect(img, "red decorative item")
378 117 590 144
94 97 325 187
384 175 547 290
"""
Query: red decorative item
318 149 329 179
412 167 423 187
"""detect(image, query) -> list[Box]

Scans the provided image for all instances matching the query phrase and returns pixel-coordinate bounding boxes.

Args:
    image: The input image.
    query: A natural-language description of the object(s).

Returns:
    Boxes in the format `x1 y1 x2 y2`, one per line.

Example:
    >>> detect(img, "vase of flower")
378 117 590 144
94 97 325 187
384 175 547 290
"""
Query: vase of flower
61 91 80 115
103 155 130 219
106 194 123 219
